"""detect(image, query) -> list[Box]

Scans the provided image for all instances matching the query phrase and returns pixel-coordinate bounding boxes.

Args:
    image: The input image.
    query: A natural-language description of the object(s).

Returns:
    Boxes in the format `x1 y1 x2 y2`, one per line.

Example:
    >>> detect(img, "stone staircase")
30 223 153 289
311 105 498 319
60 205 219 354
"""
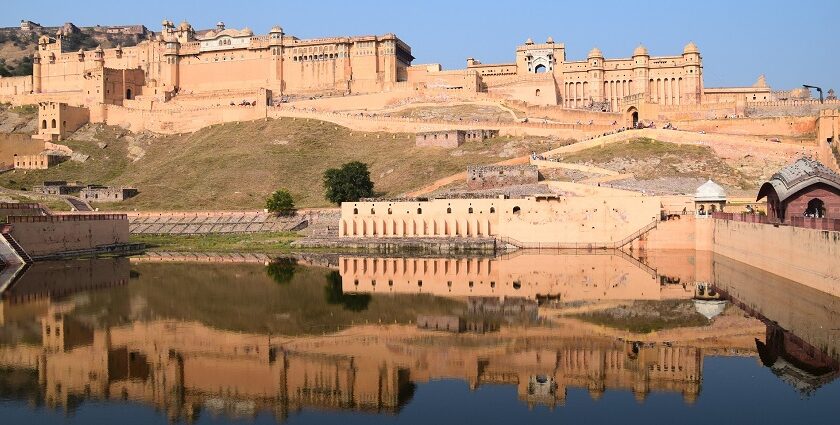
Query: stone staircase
128 212 305 234
1 232 32 264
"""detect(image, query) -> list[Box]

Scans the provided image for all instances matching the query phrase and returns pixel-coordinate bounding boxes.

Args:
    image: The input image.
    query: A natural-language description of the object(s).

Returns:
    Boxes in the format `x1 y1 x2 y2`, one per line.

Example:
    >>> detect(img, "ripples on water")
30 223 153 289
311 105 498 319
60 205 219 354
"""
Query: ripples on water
0 250 837 424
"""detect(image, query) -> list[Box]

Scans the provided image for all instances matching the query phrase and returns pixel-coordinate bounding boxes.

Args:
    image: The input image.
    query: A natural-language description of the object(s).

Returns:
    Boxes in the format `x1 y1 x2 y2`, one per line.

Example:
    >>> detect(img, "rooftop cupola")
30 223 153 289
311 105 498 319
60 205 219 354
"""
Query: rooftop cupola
683 41 700 55
633 44 649 57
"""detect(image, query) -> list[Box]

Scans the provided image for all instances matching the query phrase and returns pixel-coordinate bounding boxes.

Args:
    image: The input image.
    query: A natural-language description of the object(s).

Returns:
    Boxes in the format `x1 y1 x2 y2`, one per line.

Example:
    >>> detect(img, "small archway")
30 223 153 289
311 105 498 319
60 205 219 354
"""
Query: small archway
41 120 47 129
534 64 547 74
50 119 56 129
512 206 521 215
805 198 826 218
126 88 132 100
626 107 639 128
535 89 541 97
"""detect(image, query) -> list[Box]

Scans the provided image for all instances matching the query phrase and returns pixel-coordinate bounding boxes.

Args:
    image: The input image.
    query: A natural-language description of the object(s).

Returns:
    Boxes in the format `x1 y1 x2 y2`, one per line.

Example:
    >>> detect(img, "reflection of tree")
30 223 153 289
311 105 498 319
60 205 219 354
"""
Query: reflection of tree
266 258 297 285
324 271 371 312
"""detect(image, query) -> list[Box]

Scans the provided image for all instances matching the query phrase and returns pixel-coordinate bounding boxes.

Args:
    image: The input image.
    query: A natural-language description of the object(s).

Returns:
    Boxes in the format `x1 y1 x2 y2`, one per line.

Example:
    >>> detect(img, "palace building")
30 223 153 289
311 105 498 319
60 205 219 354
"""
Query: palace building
462 38 770 110
28 19 414 102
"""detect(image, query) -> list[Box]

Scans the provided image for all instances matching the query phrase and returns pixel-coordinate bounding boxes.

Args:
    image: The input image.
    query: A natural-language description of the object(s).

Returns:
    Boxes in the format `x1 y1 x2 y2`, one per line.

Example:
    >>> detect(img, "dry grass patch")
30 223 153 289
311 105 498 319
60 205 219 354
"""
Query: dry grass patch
558 137 753 189
1 118 559 210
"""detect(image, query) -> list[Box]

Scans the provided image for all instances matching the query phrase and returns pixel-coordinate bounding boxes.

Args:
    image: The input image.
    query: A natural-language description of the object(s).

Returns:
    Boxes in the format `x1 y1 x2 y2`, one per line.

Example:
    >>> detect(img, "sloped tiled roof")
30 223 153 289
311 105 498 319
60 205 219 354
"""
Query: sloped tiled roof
757 157 840 202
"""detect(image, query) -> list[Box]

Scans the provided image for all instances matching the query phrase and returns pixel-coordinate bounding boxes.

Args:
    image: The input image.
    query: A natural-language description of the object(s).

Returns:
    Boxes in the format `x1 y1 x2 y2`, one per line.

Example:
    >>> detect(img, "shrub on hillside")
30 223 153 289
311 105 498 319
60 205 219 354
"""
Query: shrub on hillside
322 161 374 205
265 189 296 216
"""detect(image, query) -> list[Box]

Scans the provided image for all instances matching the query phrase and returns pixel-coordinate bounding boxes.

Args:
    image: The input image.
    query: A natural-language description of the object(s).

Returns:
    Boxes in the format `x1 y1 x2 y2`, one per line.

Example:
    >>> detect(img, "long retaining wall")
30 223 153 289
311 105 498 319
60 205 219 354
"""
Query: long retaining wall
7 214 130 258
711 219 840 297
673 116 817 141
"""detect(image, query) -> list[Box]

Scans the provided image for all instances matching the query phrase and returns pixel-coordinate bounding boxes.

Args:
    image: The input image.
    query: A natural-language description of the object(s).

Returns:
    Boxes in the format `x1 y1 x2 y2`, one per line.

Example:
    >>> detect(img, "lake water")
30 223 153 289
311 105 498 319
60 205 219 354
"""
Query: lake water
0 251 838 424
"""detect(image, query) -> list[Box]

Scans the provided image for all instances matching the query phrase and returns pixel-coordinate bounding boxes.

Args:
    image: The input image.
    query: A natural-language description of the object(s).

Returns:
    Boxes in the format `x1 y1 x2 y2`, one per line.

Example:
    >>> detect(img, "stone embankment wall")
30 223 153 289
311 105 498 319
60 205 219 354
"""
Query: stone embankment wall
711 219 839 297
7 214 129 258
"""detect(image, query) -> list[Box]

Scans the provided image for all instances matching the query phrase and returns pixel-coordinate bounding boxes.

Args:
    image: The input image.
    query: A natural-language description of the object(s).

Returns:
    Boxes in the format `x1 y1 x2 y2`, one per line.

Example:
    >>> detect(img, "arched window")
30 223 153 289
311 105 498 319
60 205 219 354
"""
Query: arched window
490 207 495 213
353 208 358 215
447 207 452 214
126 88 132 100
41 120 47 129
51 119 56 129
370 208 375 214
535 89 541 97
468 207 473 214
387 208 392 215
806 198 826 218
534 64 546 73
417 208 422 214
513 206 521 214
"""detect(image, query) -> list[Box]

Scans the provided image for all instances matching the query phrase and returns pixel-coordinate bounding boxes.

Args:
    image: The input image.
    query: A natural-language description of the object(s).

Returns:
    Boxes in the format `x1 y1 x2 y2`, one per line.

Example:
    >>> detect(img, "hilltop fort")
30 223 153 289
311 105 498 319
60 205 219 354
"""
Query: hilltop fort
0 18 837 135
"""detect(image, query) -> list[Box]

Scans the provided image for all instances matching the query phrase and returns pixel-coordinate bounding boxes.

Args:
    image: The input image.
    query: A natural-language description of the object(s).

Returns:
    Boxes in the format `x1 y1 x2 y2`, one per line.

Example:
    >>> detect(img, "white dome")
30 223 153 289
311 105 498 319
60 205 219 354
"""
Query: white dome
694 179 726 201
693 299 727 320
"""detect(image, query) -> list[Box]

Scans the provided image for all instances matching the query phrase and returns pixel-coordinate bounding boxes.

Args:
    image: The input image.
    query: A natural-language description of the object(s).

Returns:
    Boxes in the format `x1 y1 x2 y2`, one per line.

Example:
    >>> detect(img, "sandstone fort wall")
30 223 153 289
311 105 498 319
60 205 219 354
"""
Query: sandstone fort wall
339 195 659 246
7 214 129 258
672 116 817 140
711 219 839 297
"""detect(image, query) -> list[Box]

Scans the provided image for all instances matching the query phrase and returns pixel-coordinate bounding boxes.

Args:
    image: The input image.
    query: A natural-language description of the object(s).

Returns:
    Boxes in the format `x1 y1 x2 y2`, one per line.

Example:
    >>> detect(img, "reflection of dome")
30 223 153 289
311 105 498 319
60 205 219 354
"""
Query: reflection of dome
694 179 726 202
683 41 699 54
693 299 727 320
633 44 649 56
588 47 603 58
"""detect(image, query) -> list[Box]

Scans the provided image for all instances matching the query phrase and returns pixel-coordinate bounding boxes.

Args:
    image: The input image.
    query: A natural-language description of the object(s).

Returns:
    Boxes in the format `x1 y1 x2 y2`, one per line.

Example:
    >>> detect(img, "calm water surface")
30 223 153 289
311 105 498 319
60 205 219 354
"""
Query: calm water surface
0 251 837 424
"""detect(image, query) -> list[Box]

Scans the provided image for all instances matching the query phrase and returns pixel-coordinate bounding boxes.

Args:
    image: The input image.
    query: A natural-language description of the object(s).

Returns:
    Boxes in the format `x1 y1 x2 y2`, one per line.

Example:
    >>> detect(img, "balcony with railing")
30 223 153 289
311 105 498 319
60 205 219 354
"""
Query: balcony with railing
712 212 840 231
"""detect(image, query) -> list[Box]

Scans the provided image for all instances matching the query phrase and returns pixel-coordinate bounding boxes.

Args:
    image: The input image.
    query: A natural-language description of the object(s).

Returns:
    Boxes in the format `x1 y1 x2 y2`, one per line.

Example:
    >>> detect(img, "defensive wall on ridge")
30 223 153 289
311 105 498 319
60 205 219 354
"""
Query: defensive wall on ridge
672 116 817 141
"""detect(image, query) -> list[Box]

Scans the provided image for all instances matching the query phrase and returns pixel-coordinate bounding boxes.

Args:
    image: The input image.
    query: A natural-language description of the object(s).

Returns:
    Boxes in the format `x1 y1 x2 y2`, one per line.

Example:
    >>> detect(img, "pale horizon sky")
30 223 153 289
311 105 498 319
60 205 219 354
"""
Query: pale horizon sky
3 0 838 92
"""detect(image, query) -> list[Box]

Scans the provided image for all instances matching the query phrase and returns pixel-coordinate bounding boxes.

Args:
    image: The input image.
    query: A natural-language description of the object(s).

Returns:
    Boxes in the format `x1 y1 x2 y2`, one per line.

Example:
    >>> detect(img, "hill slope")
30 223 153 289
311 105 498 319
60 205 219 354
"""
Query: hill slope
0 118 555 210
0 25 144 76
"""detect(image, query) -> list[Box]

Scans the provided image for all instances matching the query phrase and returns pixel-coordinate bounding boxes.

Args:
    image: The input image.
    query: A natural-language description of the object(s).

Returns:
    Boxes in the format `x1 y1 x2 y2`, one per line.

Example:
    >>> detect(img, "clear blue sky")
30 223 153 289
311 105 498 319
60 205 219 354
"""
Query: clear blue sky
3 0 838 91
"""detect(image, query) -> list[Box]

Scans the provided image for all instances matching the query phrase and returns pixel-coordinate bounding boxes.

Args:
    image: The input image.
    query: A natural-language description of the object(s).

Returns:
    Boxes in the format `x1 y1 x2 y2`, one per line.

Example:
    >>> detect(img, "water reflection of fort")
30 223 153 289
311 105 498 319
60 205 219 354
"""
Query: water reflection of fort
338 251 709 302
0 252 837 422
2 311 708 420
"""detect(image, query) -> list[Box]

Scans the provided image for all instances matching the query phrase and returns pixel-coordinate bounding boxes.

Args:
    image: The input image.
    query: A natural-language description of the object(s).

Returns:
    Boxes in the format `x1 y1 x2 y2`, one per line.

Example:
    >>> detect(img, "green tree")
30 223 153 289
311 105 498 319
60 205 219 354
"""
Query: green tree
265 189 295 216
322 161 374 205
